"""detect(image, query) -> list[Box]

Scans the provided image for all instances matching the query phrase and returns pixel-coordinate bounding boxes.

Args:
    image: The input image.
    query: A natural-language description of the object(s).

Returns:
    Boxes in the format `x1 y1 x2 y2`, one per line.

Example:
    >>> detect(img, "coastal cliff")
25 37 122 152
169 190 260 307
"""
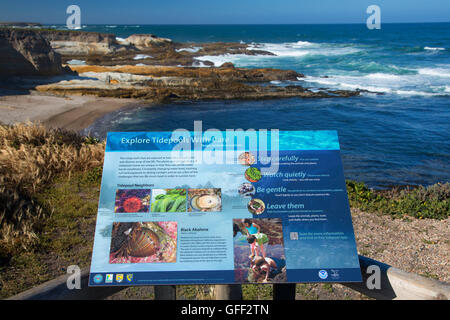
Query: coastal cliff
0 29 70 76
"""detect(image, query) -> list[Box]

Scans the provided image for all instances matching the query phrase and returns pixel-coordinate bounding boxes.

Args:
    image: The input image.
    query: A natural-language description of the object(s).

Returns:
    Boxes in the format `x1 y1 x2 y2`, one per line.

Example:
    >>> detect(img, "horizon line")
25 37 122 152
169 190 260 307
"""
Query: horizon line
3 21 450 26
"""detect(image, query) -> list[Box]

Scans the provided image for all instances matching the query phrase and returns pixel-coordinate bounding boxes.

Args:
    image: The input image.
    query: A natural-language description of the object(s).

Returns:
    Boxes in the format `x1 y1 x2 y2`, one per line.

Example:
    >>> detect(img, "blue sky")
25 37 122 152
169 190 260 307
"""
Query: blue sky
1 0 449 24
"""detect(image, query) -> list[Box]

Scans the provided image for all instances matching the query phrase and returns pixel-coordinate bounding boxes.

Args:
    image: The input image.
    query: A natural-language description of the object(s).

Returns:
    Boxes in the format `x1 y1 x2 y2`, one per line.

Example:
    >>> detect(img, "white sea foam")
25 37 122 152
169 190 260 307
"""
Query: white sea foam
192 59 210 67
195 54 242 66
303 76 392 93
257 42 360 57
196 41 360 67
302 73 443 97
176 47 202 53
133 54 152 60
66 59 86 65
418 67 450 78
364 73 403 81
424 46 445 51
295 41 314 47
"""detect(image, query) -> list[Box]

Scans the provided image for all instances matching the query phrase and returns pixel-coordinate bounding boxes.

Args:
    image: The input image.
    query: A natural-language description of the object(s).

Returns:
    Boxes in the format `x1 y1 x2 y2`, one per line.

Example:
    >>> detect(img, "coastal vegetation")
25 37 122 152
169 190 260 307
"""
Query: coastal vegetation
346 180 449 220
0 123 448 299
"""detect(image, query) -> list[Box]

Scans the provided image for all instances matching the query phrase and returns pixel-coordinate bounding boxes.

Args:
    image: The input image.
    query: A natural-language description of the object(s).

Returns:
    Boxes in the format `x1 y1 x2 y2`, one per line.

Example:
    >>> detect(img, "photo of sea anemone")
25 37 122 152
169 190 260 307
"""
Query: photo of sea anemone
188 188 222 212
109 221 177 264
114 189 151 213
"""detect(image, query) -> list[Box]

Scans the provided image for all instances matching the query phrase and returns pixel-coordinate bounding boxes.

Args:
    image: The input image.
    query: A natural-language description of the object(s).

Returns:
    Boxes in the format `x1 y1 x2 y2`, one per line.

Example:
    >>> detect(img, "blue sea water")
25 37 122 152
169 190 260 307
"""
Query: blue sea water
56 23 450 188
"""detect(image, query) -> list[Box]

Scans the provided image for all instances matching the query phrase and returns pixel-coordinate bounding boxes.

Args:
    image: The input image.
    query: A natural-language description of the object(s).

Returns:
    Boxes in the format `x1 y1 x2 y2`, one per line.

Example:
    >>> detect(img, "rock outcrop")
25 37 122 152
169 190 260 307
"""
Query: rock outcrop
37 30 124 56
0 29 69 77
35 64 359 101
125 34 172 48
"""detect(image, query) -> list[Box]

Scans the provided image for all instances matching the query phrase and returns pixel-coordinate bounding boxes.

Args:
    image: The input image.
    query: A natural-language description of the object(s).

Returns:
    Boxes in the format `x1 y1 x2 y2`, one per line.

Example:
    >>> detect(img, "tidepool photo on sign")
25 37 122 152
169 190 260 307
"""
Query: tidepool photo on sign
89 131 361 286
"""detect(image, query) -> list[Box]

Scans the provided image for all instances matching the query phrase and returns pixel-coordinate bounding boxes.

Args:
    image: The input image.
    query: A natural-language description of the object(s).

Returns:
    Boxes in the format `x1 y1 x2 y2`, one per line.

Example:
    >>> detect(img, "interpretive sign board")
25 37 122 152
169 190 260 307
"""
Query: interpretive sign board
89 130 361 286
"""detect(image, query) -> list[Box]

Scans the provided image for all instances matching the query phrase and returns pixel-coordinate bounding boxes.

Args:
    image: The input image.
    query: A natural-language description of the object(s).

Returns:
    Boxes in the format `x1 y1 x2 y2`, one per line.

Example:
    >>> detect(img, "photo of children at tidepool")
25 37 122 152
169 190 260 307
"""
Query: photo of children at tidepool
250 256 287 283
233 218 287 283
243 218 267 259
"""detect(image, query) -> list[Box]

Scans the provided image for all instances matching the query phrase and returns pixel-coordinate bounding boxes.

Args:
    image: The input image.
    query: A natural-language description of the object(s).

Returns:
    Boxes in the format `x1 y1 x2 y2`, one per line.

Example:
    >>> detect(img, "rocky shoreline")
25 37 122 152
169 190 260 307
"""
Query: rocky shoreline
0 28 361 112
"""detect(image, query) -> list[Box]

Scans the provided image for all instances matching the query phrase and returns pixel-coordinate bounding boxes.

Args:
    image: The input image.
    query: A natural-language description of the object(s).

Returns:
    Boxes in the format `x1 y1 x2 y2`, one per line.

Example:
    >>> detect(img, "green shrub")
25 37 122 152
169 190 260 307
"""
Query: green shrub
346 181 449 220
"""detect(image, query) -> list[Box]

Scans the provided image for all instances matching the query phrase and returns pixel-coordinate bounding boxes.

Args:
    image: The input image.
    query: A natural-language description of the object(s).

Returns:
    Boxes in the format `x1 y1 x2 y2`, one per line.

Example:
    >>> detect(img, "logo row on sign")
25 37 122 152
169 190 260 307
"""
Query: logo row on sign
93 273 134 284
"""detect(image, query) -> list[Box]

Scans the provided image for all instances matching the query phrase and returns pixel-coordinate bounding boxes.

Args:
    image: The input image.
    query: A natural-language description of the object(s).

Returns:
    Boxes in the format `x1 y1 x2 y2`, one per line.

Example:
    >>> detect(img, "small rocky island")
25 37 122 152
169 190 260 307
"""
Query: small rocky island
0 28 360 103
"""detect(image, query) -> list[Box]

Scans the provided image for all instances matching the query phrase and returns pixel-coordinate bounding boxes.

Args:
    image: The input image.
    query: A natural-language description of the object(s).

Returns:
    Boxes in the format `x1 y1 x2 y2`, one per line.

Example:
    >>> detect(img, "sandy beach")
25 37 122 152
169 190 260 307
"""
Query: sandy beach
0 90 142 131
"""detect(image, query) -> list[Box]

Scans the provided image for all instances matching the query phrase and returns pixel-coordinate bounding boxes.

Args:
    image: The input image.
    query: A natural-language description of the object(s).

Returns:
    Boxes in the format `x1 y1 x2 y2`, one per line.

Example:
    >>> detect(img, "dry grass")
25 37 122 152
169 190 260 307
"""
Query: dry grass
0 122 104 249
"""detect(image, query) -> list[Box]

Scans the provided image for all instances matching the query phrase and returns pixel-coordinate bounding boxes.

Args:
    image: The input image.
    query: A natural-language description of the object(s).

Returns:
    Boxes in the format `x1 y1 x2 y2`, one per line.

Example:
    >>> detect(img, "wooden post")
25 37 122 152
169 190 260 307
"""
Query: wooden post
214 284 243 300
154 285 177 300
273 283 296 300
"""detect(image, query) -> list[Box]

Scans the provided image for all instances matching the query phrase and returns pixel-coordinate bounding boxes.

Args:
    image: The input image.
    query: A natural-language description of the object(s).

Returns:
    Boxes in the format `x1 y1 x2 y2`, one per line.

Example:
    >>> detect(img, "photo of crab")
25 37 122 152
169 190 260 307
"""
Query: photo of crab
233 218 286 283
188 188 222 212
109 221 177 264
151 189 186 212
248 199 265 215
238 152 256 166
114 189 151 213
245 167 262 183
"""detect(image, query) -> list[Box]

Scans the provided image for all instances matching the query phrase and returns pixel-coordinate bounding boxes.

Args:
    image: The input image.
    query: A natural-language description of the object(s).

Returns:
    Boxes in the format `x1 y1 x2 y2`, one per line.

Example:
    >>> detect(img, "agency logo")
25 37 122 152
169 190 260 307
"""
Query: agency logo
105 274 114 283
330 269 340 279
93 274 103 284
126 274 134 282
318 270 328 279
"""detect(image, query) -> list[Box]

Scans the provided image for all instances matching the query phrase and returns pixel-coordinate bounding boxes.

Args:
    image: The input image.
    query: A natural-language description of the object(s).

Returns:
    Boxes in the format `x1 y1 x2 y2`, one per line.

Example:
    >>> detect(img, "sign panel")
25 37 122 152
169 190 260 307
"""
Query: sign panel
89 130 361 286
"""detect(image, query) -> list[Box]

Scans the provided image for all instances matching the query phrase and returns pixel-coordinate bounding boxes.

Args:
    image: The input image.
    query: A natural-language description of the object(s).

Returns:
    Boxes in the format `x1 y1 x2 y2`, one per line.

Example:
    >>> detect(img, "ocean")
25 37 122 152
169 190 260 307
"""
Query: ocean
52 23 450 188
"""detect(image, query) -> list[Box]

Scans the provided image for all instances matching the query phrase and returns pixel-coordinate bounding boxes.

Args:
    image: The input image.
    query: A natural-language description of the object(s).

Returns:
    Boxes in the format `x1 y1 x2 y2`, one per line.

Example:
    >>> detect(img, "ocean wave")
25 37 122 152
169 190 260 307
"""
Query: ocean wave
424 46 445 51
192 59 210 67
247 41 360 58
195 54 247 66
176 47 202 53
364 73 403 80
302 74 446 97
418 67 450 78
196 41 361 66
303 76 392 94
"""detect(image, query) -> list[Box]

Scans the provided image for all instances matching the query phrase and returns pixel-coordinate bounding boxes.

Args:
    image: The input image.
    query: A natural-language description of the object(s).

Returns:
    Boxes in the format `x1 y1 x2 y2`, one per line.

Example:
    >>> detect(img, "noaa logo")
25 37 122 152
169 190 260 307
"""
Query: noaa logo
93 274 103 284
318 270 328 279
